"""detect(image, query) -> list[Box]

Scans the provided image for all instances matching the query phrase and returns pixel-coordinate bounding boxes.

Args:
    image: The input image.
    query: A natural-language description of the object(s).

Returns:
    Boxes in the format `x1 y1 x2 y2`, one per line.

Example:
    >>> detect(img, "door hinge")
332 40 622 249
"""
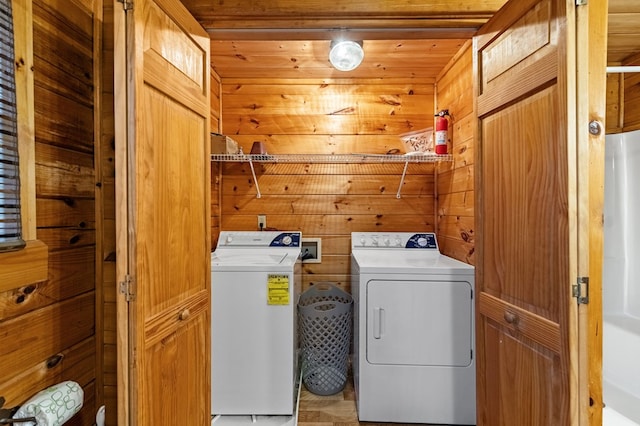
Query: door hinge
119 275 135 302
117 0 133 10
572 277 589 304
576 0 587 5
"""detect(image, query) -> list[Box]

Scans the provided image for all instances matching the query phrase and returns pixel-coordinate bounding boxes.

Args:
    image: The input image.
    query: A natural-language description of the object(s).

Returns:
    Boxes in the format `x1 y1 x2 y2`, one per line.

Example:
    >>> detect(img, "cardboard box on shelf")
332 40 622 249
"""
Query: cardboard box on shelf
210 133 239 154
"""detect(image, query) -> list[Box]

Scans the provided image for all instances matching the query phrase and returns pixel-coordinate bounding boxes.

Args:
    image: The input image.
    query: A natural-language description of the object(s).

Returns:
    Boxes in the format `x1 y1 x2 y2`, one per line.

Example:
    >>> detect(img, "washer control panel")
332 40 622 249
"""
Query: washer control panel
351 232 439 250
218 231 302 248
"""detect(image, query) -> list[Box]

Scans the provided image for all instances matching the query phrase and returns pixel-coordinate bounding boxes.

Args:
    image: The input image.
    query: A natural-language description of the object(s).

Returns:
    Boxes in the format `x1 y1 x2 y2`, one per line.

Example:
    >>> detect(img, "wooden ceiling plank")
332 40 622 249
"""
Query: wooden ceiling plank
607 13 640 33
213 68 443 80
181 0 507 23
609 0 640 14
211 39 467 54
220 79 437 90
205 23 483 40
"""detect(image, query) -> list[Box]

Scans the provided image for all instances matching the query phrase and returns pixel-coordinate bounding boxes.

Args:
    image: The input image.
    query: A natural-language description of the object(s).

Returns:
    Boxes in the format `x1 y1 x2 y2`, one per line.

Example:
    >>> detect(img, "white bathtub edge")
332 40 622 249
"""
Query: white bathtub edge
604 406 640 426
604 378 640 425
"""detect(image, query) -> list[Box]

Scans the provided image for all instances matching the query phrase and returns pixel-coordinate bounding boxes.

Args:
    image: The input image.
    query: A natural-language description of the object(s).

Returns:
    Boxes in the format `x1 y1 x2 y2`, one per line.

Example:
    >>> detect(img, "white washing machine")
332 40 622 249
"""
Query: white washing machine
211 231 302 416
351 232 476 425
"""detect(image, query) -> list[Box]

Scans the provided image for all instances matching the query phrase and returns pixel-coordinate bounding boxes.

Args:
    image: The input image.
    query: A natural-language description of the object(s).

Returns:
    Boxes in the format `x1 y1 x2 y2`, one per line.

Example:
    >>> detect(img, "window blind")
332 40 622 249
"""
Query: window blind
0 0 26 252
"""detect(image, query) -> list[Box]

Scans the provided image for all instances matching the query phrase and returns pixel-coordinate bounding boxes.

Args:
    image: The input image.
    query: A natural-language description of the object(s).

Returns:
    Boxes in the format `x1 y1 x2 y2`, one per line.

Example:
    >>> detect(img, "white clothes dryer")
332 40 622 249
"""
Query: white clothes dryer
211 231 302 416
351 232 475 425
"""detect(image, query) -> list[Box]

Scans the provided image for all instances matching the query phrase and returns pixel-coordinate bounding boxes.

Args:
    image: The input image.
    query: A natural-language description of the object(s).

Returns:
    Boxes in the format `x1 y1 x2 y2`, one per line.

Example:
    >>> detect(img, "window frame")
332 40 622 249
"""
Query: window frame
0 0 47 292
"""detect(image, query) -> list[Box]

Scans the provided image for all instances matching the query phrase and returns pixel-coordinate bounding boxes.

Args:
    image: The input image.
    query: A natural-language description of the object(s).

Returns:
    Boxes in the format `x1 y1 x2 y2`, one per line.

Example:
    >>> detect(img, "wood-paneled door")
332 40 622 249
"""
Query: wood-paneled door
114 0 211 424
473 0 605 424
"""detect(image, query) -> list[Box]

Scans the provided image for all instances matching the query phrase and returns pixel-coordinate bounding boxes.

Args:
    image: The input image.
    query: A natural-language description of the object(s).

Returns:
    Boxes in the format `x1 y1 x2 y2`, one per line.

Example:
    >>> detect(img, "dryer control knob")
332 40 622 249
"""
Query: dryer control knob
383 238 390 246
417 237 428 247
395 238 402 247
371 237 379 246
282 235 292 246
226 235 233 244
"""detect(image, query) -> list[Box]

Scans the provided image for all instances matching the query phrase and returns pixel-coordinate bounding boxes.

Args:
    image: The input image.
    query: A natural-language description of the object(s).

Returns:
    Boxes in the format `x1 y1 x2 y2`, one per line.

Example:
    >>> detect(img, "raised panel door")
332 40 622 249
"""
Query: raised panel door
474 0 572 424
114 0 211 424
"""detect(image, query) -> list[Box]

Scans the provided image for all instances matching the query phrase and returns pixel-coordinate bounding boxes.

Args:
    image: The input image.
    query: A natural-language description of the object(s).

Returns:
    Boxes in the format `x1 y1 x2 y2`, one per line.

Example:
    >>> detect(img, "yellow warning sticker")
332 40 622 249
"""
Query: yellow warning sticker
267 274 290 305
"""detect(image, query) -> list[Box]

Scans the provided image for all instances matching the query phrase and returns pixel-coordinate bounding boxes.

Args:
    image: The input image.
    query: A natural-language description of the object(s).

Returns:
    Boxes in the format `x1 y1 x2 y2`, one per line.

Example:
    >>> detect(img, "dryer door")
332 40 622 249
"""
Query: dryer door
366 279 472 366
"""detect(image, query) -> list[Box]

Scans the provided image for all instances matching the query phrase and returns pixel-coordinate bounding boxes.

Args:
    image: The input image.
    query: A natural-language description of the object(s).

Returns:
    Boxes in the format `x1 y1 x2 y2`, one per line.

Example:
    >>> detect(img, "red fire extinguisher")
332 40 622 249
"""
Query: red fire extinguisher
434 109 450 155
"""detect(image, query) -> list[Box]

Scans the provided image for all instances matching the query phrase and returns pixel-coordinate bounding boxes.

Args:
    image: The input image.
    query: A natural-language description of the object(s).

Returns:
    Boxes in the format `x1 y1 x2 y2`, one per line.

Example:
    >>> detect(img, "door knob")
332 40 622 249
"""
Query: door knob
178 308 190 321
503 311 518 325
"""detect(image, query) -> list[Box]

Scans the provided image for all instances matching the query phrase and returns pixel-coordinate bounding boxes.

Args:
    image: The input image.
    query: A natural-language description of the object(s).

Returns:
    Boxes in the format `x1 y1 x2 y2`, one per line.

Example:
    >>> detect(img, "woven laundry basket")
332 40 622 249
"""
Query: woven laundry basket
298 282 353 395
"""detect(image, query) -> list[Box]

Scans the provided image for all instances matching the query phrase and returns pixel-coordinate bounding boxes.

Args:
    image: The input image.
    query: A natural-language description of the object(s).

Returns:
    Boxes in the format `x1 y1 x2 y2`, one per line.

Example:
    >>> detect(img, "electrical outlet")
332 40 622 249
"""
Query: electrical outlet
258 214 266 230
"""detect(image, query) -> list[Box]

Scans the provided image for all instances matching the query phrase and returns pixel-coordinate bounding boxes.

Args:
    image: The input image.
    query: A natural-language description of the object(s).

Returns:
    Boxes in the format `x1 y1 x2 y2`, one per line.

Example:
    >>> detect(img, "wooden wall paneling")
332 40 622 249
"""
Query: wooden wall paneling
221 80 434 152
92 0 108 417
211 162 221 250
0 247 93 320
605 66 640 134
1 337 95 403
211 69 222 251
37 228 96 250
32 0 95 155
0 292 95 397
32 89 94 153
222 81 436 96
623 71 640 131
437 164 474 194
435 45 475 120
607 2 640 65
35 143 96 197
605 73 623 133
0 240 48 293
0 0 102 422
103 263 116 399
222 94 432 117
211 68 221 131
222 213 434 234
222 193 435 215
437 214 475 263
36 198 96 228
221 171 434 198
438 190 475 217
435 42 475 264
225 114 434 136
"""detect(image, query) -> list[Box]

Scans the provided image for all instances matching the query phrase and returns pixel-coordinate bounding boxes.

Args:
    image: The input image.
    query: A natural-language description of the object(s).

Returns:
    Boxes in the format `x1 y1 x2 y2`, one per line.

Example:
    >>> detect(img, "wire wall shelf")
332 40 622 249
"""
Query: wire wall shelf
210 153 452 163
210 153 452 199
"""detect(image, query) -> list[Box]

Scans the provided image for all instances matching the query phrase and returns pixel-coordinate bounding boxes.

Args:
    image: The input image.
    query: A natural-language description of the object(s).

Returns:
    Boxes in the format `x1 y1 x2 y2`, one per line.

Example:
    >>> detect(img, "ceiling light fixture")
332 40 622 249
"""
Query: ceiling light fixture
329 40 364 72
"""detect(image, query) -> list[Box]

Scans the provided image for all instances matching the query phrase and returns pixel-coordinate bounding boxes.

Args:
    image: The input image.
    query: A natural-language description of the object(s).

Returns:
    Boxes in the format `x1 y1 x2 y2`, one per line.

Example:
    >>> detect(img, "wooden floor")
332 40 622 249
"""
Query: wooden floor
297 375 361 426
297 377 440 426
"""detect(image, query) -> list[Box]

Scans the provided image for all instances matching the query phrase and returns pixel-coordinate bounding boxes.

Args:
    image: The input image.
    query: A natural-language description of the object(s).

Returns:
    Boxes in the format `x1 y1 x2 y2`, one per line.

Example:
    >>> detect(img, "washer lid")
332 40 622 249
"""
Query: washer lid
211 252 294 266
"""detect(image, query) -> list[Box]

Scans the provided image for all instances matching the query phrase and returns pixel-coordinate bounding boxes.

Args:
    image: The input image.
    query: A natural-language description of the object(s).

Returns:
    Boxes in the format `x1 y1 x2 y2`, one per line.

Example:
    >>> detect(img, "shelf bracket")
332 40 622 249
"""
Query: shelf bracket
248 156 262 198
396 160 409 199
